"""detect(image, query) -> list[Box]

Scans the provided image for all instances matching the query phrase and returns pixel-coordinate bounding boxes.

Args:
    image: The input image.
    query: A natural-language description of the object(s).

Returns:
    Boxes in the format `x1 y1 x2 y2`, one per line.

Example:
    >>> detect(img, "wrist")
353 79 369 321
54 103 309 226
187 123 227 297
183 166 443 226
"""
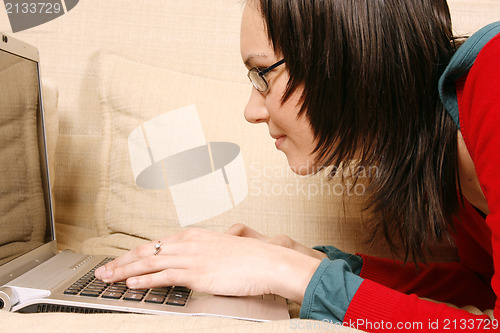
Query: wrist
269 247 322 304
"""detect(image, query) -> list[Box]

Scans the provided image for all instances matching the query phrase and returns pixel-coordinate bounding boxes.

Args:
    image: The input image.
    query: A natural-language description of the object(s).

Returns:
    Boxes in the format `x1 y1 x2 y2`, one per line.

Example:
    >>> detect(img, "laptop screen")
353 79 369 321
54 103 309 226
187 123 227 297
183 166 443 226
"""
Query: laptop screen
0 47 54 266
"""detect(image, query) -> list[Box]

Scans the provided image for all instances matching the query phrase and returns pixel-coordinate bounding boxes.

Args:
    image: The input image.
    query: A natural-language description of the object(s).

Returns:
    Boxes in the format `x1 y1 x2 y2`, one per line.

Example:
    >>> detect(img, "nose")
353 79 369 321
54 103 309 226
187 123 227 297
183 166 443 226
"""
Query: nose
244 88 269 124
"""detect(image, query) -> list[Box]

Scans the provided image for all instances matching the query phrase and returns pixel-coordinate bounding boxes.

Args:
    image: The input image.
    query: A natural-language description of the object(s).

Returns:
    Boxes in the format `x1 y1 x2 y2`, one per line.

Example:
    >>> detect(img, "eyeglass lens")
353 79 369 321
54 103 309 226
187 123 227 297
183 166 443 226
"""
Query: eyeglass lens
248 69 268 92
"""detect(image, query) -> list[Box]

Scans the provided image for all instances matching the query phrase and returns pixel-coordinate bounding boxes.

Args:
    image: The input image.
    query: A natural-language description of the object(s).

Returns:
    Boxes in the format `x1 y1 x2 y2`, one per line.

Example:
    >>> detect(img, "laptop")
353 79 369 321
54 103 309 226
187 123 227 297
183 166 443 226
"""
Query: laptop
0 32 290 321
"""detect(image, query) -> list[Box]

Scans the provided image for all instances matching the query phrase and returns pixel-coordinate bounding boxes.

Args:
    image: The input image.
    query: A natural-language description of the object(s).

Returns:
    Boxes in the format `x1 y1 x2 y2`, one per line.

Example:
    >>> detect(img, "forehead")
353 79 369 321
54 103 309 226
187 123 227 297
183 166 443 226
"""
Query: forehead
240 2 275 64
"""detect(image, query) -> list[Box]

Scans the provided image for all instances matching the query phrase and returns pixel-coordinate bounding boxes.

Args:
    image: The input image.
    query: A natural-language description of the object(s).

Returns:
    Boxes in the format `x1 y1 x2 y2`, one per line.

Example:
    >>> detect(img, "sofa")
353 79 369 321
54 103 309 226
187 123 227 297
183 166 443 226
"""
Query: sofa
0 0 498 331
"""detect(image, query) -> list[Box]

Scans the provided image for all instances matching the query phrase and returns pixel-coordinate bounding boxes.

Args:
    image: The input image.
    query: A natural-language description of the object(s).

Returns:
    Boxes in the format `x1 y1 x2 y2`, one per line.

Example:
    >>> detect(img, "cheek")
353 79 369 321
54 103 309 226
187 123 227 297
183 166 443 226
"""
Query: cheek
265 96 282 118
266 84 303 127
265 72 293 116
279 96 312 142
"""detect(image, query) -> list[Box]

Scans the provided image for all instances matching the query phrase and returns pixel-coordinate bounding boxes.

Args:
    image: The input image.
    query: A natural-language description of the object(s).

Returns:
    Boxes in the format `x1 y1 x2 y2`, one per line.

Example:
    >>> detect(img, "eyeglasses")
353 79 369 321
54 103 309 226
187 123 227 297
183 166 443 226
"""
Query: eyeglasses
247 59 285 93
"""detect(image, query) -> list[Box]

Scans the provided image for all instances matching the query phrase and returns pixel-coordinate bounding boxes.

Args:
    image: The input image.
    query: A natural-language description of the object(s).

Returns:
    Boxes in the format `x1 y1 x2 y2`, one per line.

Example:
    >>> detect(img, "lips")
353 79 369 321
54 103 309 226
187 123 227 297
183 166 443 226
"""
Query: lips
270 134 286 150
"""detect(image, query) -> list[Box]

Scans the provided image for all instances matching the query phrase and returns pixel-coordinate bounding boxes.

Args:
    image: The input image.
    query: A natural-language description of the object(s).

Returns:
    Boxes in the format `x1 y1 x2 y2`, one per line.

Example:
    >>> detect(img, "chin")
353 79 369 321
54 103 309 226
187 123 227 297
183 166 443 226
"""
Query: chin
286 156 316 176
292 167 312 176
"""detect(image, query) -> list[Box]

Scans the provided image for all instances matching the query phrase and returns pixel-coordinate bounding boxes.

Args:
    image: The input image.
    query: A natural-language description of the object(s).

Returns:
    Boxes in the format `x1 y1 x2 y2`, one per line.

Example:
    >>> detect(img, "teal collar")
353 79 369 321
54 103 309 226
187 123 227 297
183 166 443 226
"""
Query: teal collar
439 21 500 129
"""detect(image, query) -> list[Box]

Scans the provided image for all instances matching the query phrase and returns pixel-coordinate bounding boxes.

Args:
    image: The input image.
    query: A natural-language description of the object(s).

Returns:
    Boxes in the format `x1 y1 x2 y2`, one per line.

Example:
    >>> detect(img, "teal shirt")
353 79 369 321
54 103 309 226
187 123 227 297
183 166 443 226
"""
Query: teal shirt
299 246 364 323
313 245 363 275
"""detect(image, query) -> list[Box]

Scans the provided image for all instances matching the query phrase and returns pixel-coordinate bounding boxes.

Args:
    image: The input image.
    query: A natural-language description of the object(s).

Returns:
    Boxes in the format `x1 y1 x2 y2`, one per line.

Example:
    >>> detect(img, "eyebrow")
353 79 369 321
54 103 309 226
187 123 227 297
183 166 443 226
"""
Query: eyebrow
243 53 270 67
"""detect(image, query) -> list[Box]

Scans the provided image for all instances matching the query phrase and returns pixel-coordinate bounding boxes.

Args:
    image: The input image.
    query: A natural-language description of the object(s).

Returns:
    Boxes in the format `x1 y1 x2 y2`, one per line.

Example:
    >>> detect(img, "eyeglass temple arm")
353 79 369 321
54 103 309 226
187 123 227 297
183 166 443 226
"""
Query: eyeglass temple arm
260 59 285 76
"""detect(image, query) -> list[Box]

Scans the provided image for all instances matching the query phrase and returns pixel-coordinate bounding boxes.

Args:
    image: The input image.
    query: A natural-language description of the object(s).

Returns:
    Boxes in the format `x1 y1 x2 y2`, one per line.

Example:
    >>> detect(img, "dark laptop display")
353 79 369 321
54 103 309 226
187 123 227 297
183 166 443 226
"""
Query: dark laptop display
0 47 54 267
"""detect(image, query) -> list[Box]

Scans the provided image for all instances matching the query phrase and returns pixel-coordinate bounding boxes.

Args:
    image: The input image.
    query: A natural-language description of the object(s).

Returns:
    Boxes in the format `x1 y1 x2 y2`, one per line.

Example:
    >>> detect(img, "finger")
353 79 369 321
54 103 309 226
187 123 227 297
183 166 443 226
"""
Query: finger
96 240 182 279
96 229 214 279
267 234 303 251
125 269 193 290
267 235 328 260
225 223 268 241
99 254 189 283
267 234 296 248
95 243 152 279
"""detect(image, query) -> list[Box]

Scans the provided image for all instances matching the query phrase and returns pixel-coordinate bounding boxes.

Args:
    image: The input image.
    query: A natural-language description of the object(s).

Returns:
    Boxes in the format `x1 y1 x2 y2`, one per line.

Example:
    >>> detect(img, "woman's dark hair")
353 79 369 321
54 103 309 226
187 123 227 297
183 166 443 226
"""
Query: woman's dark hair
254 0 462 262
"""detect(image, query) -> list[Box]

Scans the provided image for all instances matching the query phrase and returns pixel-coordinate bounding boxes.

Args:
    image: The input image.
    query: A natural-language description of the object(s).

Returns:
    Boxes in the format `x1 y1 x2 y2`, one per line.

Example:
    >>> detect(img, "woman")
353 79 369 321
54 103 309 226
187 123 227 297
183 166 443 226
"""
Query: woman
95 0 500 330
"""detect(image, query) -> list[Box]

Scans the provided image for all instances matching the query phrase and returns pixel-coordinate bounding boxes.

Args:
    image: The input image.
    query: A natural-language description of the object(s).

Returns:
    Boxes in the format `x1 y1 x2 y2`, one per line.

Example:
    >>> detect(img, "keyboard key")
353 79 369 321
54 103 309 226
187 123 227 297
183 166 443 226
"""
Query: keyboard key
72 284 86 288
123 292 144 301
108 286 127 291
166 294 188 306
128 289 148 295
170 291 189 298
80 290 101 297
68 285 85 291
78 277 92 283
92 280 107 285
165 298 187 306
149 290 169 297
88 283 107 288
144 294 165 304
170 293 189 300
64 289 79 295
86 286 106 292
102 291 123 300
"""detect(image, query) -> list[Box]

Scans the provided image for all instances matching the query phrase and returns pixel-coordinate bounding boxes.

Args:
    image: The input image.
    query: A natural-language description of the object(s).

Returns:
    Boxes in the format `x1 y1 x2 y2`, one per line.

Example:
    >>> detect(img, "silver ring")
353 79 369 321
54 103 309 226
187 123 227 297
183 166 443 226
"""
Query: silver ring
154 241 163 256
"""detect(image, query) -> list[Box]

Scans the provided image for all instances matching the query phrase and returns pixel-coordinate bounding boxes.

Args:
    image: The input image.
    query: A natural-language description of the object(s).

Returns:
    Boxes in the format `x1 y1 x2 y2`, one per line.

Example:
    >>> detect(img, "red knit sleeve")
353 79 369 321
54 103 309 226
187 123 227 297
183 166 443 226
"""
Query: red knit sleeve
342 34 500 333
459 33 500 320
344 280 493 332
358 254 495 310
345 247 494 331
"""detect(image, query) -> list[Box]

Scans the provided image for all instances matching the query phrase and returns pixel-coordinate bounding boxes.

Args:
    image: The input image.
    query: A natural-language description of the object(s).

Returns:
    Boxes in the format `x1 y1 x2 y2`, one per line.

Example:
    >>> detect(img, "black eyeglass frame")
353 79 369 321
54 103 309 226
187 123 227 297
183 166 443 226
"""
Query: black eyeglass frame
247 59 285 93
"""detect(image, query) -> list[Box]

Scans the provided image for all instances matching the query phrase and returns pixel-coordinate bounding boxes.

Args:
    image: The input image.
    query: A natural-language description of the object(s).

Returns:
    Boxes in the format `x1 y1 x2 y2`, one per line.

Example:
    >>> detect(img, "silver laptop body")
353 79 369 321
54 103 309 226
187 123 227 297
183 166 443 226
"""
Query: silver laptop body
0 32 289 321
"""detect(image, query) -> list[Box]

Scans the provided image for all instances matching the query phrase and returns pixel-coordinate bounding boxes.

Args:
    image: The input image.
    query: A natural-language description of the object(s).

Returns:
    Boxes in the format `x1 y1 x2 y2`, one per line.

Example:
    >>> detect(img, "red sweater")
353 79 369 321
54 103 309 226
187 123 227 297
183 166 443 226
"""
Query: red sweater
343 34 500 332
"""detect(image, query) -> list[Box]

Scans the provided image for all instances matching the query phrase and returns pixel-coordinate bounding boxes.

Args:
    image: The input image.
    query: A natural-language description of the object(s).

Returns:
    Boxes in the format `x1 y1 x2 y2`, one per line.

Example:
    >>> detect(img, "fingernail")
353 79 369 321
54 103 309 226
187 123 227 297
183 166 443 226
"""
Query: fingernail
95 267 104 278
102 270 113 279
127 278 137 287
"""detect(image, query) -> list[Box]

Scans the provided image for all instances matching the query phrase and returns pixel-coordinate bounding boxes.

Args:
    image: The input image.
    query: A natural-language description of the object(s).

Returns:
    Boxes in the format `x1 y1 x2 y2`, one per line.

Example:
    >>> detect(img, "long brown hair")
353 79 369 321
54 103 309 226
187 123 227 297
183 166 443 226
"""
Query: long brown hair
255 0 462 262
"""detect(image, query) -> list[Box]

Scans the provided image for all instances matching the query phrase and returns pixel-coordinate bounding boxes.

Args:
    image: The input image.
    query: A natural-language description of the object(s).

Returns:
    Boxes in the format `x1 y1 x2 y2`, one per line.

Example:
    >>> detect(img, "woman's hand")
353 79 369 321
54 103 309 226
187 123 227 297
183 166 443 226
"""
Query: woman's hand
94 228 321 304
226 223 328 261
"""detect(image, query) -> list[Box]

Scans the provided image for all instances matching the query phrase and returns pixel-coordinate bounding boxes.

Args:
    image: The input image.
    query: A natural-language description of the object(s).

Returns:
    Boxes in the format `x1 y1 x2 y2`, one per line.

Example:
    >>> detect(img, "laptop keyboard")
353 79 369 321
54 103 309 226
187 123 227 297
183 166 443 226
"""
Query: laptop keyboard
64 258 191 307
